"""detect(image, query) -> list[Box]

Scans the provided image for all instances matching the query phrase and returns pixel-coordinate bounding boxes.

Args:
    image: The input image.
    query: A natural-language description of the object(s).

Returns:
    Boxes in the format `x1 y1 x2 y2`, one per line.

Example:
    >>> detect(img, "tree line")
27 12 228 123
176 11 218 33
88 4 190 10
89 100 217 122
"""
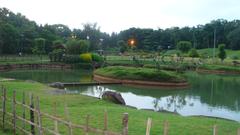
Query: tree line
1 7 240 55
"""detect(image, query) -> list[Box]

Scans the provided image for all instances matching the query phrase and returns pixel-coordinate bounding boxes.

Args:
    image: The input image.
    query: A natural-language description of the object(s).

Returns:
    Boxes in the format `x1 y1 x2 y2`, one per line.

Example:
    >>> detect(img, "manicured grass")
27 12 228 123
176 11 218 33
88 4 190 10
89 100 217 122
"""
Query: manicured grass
199 64 240 72
0 55 50 65
0 80 239 135
95 66 187 82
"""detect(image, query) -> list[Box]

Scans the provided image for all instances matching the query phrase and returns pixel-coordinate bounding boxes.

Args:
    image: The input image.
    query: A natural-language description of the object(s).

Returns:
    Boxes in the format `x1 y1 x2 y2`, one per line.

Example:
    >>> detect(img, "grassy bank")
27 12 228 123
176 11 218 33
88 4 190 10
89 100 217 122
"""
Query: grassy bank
0 55 50 65
95 66 187 83
199 64 240 72
0 80 239 135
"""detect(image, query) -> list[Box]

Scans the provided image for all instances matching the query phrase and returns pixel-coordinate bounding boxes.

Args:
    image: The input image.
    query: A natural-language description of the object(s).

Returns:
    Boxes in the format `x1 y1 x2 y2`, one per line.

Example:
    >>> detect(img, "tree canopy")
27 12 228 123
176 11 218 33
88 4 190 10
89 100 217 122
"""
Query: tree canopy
1 7 240 55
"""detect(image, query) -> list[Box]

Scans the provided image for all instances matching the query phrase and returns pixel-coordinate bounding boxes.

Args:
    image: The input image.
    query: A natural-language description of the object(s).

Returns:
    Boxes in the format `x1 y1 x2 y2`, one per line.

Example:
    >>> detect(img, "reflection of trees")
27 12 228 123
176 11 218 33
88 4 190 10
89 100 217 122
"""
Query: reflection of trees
187 72 240 112
152 95 189 113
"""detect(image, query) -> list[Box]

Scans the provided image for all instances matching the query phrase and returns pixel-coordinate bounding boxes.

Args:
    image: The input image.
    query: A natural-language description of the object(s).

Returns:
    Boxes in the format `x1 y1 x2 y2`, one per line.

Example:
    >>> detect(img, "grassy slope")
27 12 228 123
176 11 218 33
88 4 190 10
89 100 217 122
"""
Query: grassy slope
0 80 239 135
199 64 240 72
0 55 50 65
94 66 186 82
164 48 240 58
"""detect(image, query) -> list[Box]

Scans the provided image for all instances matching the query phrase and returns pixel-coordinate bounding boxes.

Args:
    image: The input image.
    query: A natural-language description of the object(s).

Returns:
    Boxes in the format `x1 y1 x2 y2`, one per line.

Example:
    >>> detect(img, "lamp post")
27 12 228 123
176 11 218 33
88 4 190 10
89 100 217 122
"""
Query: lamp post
99 38 104 55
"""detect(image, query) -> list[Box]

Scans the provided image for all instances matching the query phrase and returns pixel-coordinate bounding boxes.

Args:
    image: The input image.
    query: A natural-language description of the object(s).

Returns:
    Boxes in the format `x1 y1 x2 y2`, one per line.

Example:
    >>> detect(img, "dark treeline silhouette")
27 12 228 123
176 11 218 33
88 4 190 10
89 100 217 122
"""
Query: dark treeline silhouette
1 7 240 54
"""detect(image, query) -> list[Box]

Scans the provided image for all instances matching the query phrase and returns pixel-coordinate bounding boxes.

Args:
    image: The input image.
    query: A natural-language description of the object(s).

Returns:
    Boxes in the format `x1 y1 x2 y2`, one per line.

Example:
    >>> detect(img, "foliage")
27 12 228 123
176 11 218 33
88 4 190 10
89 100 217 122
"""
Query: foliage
79 53 92 63
95 66 186 82
189 48 199 57
2 7 240 55
118 40 127 53
91 53 103 62
52 40 64 49
63 55 82 64
199 64 240 72
66 39 89 54
0 23 19 54
227 27 240 50
32 38 46 55
218 44 226 62
49 49 64 62
177 41 192 53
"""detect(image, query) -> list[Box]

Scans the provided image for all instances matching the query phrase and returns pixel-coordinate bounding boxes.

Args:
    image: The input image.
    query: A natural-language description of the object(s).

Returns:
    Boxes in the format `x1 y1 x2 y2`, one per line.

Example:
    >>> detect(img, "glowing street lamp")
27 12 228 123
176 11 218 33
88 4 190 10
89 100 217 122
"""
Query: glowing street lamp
128 38 136 48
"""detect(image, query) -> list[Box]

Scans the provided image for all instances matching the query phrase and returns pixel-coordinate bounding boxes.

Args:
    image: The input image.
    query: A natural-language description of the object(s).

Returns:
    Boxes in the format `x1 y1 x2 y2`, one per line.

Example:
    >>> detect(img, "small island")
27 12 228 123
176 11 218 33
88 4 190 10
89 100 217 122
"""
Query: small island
94 66 188 87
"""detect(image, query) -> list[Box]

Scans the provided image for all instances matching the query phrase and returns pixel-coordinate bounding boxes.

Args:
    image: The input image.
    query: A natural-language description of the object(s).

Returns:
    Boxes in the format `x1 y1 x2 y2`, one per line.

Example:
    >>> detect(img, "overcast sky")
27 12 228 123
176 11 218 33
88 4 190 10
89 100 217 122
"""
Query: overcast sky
1 0 240 33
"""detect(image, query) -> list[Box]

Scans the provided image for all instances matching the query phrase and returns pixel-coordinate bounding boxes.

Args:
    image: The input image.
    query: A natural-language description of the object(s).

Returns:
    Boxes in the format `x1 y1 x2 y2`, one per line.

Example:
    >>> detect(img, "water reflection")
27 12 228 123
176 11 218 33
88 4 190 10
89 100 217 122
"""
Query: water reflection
67 72 240 121
1 69 240 121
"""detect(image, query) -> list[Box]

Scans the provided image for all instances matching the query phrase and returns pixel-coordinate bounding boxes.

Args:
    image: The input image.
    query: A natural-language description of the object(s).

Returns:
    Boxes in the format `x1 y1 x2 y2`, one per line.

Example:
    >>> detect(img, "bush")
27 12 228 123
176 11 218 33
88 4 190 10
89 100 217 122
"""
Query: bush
66 39 90 54
177 41 192 53
231 55 239 60
49 49 65 62
189 48 199 58
63 55 82 64
80 53 92 63
92 53 104 62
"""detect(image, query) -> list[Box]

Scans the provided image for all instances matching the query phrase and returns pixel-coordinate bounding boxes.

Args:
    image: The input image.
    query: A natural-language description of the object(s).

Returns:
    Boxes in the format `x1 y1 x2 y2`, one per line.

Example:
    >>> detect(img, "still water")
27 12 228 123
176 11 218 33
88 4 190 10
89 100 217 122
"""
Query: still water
1 69 240 121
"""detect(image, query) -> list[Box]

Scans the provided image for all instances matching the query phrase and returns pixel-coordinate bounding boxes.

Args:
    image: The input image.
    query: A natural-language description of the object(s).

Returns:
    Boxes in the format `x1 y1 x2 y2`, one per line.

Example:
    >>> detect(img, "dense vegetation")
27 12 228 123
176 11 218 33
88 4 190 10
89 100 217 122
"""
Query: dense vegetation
94 66 186 82
1 7 240 56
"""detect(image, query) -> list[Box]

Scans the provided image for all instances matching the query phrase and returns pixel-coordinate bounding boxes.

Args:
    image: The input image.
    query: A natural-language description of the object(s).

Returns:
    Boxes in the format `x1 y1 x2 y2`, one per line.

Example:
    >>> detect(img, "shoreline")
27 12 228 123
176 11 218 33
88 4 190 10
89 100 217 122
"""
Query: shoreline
94 74 189 87
0 63 72 72
196 68 240 75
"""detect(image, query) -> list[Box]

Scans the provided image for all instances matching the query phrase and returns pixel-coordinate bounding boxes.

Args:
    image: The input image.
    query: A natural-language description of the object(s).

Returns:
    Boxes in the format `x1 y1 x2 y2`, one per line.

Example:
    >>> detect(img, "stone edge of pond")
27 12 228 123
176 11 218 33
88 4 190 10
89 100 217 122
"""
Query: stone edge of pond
93 74 189 88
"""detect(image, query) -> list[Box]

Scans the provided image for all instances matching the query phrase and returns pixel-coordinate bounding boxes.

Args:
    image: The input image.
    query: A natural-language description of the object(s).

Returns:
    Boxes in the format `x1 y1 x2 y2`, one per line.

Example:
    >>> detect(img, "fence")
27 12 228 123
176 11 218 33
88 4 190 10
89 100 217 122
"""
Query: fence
0 86 240 135
0 87 128 135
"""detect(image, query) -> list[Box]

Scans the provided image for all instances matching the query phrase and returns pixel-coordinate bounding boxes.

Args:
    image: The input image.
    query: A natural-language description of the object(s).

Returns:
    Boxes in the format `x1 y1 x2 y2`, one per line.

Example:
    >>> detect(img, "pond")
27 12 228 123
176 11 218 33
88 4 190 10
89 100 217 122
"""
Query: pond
1 69 240 121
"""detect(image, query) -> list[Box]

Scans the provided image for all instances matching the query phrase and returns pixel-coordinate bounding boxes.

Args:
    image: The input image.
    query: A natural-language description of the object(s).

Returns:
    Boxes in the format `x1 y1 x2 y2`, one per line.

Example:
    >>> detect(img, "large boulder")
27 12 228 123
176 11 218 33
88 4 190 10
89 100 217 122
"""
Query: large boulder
49 82 64 89
102 91 126 105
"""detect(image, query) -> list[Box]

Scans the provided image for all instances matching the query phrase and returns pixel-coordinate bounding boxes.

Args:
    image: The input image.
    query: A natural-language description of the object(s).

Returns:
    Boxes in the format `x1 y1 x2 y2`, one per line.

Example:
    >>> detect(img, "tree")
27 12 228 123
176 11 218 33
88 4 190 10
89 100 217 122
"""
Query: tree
118 40 127 53
81 23 101 51
227 27 240 50
189 48 199 58
66 39 90 54
32 38 46 55
0 23 19 54
218 44 226 62
177 41 192 53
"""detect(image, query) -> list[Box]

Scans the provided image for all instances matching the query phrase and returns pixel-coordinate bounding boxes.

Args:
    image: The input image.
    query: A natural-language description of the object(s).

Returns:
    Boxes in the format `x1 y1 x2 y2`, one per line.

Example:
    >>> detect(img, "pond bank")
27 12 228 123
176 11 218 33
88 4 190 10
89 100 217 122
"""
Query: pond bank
0 63 72 71
94 74 189 87
196 68 240 75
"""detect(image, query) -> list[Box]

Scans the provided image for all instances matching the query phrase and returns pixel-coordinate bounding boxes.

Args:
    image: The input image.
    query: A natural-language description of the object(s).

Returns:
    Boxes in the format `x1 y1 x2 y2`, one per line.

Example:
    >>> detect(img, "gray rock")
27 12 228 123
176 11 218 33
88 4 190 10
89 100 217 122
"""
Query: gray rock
49 82 64 89
102 91 126 105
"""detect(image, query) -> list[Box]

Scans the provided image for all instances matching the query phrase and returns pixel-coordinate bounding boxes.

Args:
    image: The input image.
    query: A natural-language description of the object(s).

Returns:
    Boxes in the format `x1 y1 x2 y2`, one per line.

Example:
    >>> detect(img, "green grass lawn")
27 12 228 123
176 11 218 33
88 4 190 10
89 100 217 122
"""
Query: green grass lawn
0 55 50 65
199 64 240 72
0 80 239 135
94 66 186 82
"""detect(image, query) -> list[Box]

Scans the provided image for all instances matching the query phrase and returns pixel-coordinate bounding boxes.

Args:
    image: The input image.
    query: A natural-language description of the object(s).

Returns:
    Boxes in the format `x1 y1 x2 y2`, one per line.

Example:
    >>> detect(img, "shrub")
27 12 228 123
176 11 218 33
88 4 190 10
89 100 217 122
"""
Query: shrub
218 44 226 62
49 49 65 62
177 41 192 53
189 48 199 58
66 39 90 54
80 53 92 63
91 53 104 62
231 55 239 60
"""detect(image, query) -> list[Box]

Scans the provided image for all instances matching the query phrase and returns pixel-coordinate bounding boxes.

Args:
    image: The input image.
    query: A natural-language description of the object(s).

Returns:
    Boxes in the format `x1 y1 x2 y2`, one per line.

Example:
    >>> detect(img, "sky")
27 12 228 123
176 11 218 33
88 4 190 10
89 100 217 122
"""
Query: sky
1 0 240 33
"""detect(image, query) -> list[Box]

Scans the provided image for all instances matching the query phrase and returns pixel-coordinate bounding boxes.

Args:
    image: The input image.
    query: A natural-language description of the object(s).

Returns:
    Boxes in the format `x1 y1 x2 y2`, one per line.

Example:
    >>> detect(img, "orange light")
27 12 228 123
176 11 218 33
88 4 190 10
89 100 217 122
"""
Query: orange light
130 40 135 45
128 39 136 47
